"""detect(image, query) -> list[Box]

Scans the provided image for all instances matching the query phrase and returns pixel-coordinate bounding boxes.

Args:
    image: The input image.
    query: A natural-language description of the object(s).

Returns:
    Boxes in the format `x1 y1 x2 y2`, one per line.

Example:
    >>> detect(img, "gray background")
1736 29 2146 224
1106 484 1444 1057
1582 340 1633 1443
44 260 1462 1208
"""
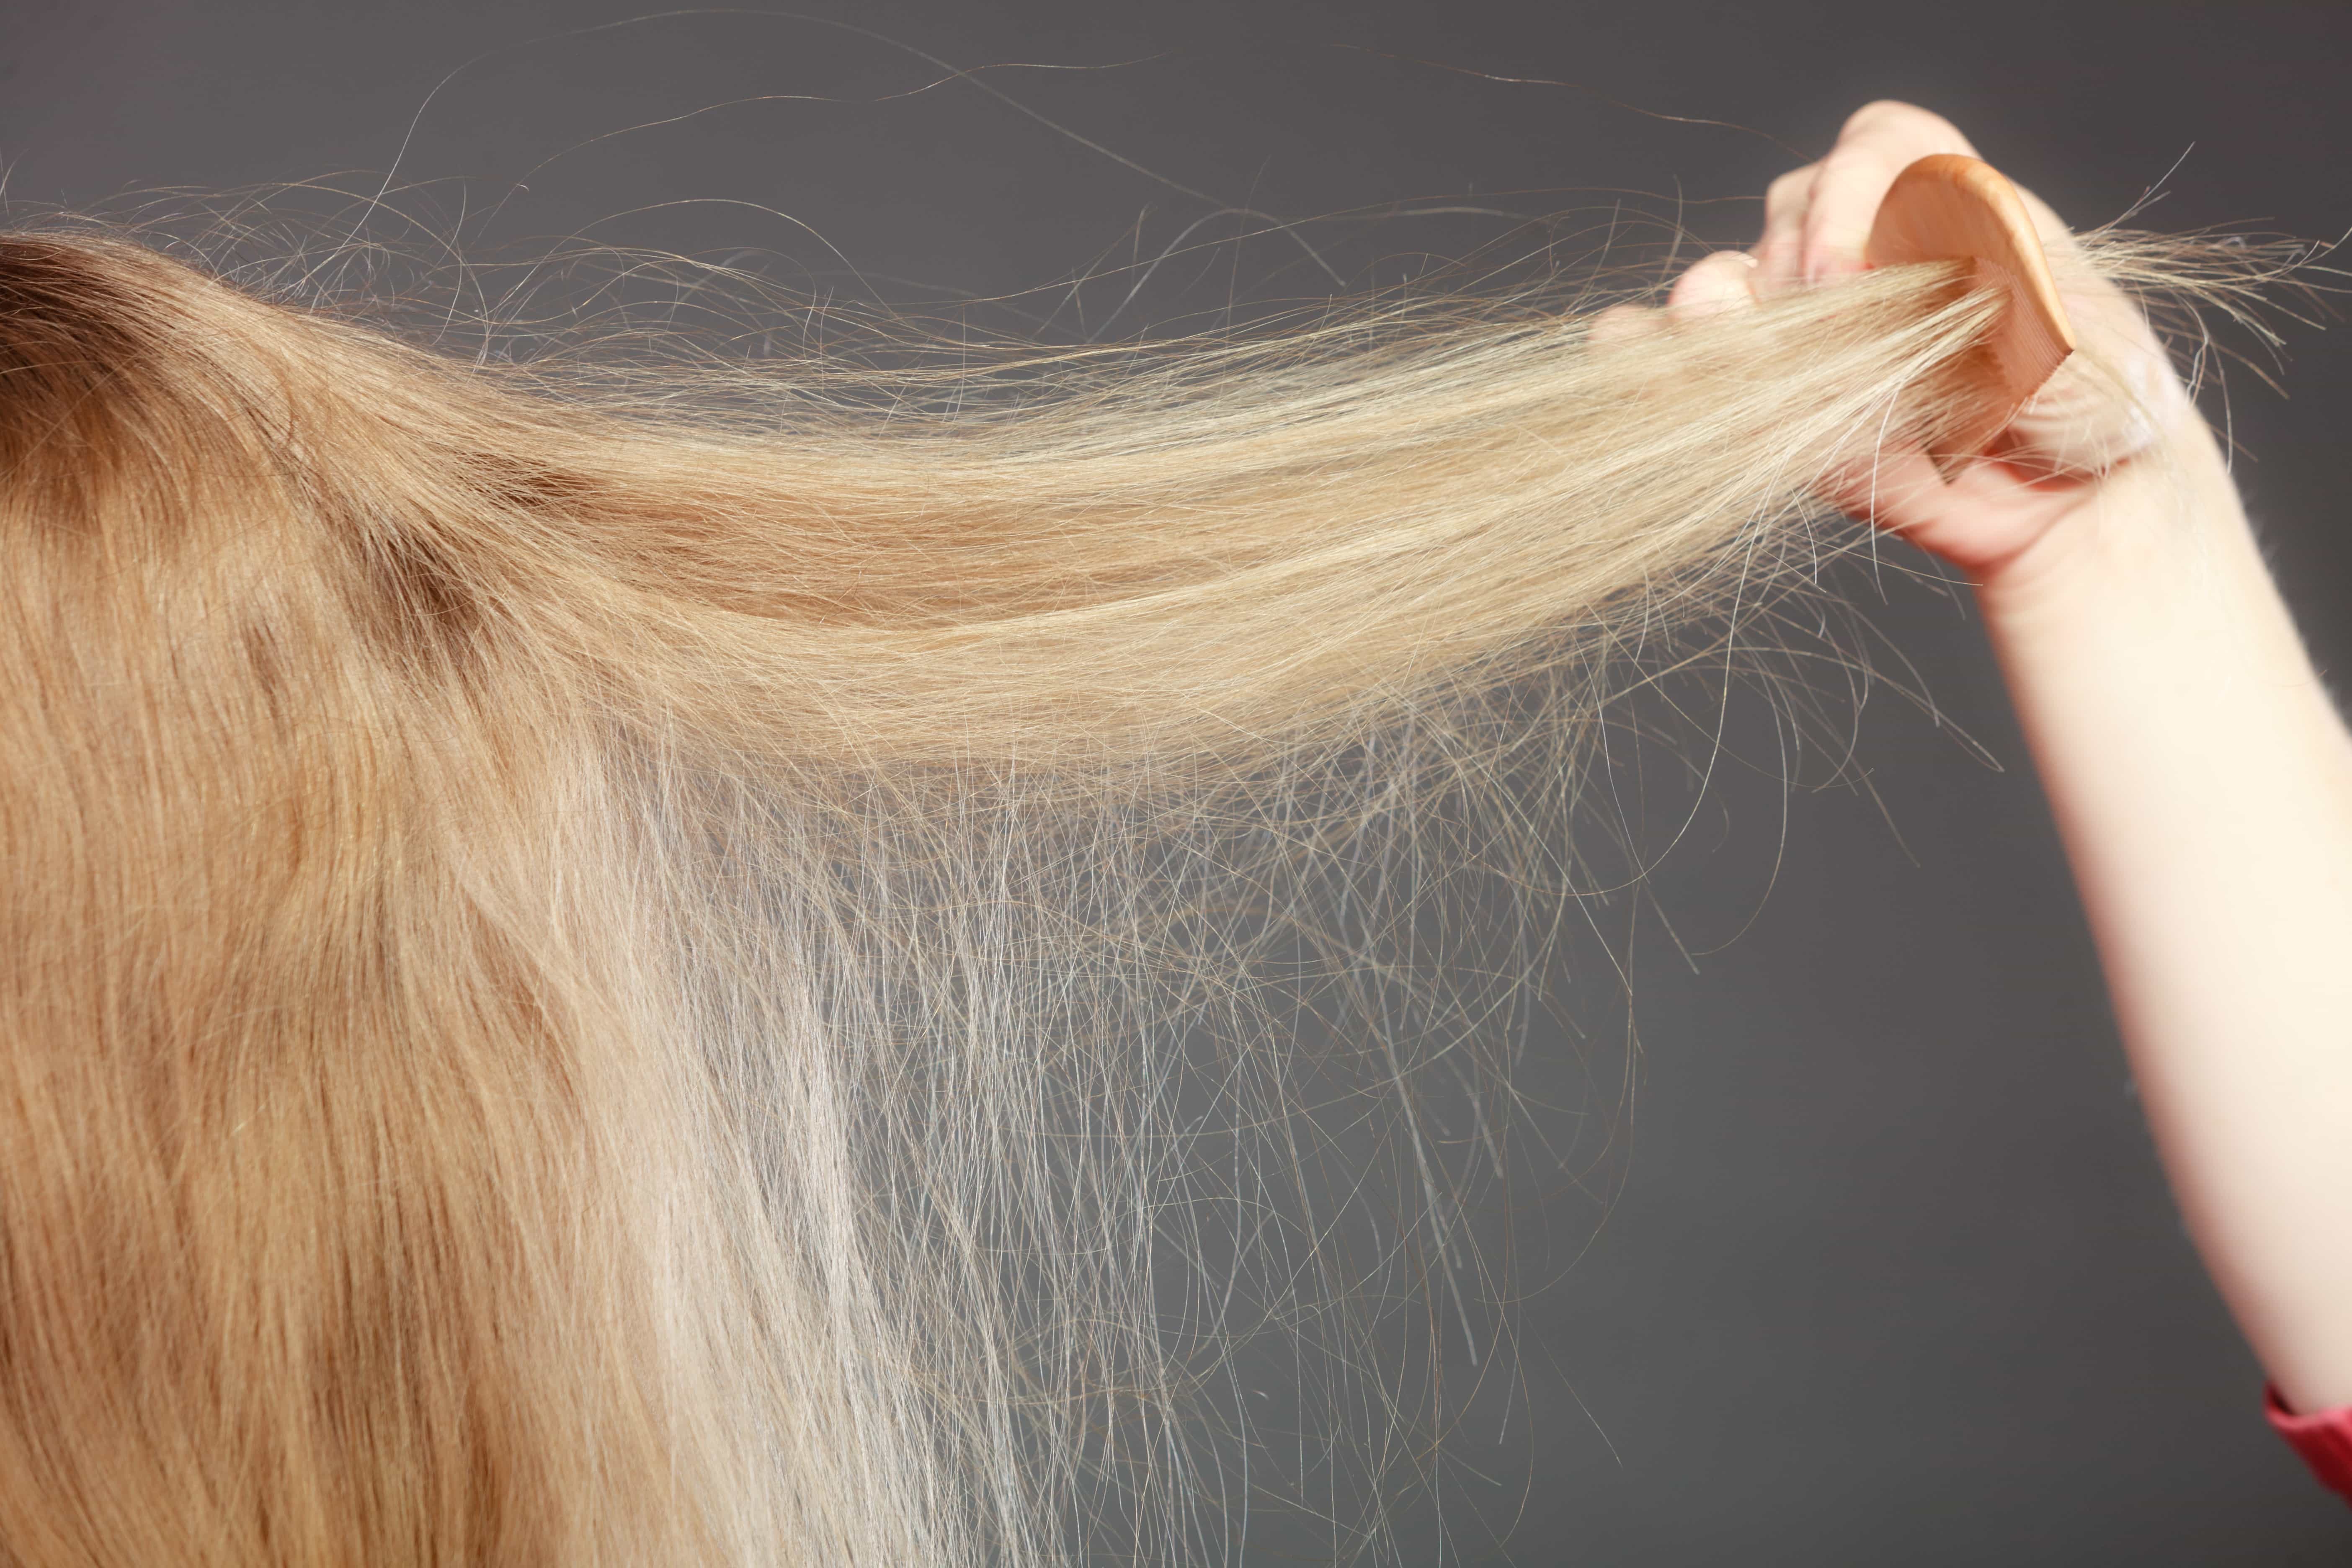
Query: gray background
5 1 2348 1561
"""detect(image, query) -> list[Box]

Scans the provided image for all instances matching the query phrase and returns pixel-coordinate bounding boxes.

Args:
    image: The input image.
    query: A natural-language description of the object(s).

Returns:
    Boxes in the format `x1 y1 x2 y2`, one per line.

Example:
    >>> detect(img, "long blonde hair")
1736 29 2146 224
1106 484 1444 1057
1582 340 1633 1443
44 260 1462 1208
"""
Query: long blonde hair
0 217 2263 1564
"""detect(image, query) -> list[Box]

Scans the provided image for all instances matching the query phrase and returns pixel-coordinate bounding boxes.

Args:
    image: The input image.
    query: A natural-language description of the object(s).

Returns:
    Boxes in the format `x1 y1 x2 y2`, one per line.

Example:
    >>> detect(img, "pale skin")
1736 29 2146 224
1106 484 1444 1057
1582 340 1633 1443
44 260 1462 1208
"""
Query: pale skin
1604 101 2352 1418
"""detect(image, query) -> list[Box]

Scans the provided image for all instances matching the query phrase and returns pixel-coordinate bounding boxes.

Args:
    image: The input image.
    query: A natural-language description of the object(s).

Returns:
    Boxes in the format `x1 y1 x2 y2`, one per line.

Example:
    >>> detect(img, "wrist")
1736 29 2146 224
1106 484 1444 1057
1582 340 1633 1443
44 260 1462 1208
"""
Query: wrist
1969 420 2252 642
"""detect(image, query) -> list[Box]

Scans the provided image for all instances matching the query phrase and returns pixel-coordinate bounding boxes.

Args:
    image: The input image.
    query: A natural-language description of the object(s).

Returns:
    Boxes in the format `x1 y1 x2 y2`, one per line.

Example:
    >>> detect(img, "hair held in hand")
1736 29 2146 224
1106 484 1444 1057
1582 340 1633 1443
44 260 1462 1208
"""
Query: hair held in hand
0 212 2279 1564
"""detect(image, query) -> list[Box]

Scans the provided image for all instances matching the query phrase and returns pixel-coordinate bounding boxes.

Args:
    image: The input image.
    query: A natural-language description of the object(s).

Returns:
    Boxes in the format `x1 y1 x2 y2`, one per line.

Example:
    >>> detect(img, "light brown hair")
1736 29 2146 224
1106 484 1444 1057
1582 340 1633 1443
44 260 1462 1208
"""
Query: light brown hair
0 222 2250 1563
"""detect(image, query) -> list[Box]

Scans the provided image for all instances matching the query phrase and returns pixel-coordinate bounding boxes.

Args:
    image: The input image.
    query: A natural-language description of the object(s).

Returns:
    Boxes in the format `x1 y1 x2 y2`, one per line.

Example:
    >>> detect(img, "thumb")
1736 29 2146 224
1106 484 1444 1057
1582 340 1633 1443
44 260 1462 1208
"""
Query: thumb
1990 186 2196 475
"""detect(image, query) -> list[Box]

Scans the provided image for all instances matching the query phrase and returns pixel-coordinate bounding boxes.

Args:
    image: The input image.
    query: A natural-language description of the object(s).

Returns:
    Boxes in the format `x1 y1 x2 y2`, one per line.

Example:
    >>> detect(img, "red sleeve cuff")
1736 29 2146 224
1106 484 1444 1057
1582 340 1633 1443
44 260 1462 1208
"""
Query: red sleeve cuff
2266 1384 2352 1503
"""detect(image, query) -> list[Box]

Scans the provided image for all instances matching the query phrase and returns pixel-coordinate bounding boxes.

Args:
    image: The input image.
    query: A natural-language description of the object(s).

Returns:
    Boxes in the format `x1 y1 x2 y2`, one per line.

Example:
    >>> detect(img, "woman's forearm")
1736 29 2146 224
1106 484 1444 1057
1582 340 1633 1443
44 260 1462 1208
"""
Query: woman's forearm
1975 424 2352 1413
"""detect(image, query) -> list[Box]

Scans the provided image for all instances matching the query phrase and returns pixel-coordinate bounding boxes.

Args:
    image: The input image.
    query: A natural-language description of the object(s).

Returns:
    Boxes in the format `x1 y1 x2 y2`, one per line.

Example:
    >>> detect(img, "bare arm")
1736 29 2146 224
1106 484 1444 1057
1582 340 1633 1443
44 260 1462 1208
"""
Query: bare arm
1654 101 2352 1413
1973 410 2352 1414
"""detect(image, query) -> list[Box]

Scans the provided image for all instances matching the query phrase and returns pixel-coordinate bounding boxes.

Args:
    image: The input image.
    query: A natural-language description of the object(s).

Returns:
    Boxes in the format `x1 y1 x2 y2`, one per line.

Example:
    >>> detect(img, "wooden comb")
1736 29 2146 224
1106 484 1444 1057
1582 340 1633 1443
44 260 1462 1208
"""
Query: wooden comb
1865 152 2077 458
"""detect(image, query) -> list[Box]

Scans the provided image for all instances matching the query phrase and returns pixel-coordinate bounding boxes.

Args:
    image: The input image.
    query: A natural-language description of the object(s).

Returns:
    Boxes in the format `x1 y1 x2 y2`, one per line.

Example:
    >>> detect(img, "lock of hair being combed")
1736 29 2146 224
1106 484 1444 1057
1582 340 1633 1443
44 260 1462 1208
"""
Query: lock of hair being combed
0 219 2259 1565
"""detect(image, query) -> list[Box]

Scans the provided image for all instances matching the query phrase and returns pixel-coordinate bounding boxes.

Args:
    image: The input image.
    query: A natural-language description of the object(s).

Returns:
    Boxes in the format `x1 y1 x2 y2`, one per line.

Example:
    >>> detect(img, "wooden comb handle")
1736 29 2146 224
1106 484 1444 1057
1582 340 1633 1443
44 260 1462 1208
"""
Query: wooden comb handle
1865 153 2078 446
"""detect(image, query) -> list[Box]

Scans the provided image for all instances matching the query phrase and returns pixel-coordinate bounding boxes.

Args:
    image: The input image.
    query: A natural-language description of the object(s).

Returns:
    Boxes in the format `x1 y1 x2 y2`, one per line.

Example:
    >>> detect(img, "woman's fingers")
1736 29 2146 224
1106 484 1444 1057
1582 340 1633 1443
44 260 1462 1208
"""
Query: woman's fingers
1759 102 2189 477
1796 101 1978 285
1752 101 1974 296
1820 444 1951 536
1754 165 1820 295
1610 99 2192 534
1585 302 1663 347
1587 249 1760 347
1665 249 1762 318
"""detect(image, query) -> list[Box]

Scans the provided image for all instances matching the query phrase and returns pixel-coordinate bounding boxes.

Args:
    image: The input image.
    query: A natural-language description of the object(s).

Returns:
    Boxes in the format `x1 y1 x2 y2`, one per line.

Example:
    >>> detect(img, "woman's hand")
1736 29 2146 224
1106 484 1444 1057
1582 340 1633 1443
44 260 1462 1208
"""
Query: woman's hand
1603 100 2214 593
